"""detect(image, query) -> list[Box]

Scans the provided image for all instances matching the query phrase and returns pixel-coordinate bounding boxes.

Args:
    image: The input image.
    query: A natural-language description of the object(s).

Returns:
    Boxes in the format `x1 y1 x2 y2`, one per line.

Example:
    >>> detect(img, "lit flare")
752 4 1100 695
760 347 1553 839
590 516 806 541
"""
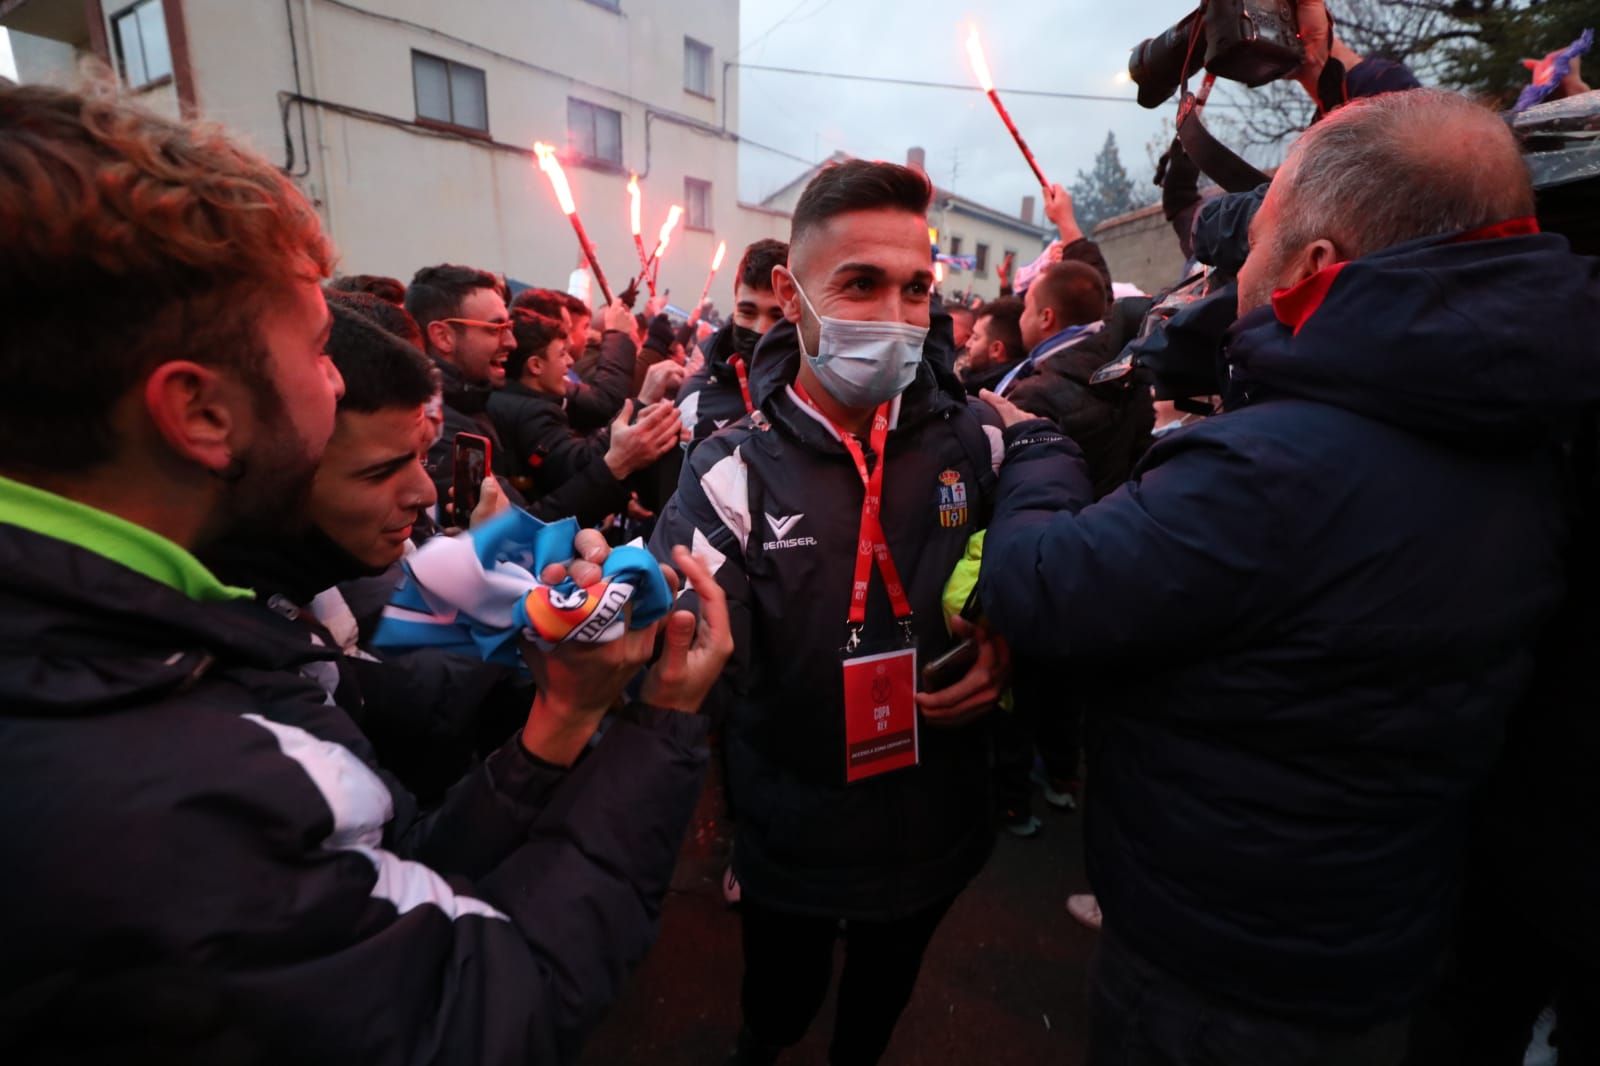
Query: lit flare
689 239 730 325
963 23 1050 190
965 24 995 93
533 142 576 215
532 141 612 304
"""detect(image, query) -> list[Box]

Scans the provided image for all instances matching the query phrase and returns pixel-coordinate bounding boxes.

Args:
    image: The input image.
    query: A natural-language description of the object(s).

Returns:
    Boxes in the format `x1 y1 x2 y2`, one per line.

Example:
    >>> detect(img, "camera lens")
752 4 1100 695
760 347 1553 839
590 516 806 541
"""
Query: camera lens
1128 10 1204 110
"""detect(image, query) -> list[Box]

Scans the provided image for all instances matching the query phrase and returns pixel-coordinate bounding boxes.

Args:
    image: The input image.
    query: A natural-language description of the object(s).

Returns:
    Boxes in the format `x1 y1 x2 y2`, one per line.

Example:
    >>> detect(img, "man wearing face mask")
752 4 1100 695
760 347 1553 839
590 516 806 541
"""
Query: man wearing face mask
652 160 1035 1066
676 239 790 454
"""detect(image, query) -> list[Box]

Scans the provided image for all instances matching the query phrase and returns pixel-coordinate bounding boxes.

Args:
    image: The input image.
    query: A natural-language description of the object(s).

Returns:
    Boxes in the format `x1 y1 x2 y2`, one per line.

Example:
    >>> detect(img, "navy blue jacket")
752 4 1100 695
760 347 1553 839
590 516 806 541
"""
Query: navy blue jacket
980 227 1600 1024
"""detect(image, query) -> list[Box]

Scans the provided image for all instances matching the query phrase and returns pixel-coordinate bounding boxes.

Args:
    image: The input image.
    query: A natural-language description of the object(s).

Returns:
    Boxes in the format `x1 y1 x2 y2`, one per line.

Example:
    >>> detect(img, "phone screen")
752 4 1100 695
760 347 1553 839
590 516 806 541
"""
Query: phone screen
452 434 491 525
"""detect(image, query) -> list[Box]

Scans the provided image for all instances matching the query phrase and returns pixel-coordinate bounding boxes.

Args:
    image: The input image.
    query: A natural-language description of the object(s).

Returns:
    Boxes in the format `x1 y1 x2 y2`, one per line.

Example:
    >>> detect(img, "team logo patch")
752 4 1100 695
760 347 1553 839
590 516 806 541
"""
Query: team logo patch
523 581 632 644
937 469 969 528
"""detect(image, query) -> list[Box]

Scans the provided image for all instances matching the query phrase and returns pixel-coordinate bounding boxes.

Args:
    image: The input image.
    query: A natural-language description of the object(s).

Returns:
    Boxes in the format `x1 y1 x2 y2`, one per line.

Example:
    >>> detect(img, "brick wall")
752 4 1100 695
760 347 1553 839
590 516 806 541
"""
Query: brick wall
1093 203 1188 296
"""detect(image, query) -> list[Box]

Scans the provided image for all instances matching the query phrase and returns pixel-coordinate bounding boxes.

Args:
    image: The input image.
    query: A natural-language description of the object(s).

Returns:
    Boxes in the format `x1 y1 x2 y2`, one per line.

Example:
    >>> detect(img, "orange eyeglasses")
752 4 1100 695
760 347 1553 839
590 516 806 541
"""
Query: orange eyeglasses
440 317 515 335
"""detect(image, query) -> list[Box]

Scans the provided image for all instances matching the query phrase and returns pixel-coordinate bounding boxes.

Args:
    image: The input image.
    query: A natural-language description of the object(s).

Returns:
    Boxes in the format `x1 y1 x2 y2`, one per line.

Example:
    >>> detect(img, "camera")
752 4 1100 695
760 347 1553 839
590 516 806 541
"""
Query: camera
1130 0 1305 109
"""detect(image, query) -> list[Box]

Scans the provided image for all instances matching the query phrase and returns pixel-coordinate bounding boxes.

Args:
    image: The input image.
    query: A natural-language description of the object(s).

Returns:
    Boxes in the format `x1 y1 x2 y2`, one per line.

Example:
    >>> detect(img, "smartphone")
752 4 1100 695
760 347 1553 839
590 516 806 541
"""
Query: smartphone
921 586 984 692
921 638 979 692
452 433 492 525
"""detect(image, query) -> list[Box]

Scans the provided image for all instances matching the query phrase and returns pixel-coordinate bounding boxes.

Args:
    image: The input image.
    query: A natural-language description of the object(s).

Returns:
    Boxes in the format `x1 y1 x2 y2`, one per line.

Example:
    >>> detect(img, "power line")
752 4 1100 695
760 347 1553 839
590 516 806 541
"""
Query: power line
734 62 1239 107
732 0 839 62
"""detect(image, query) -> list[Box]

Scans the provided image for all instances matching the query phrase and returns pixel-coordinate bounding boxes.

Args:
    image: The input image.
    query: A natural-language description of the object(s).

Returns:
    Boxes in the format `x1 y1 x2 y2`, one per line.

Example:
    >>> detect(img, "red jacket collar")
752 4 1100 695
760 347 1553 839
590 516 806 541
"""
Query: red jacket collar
1271 263 1348 337
1270 216 1542 336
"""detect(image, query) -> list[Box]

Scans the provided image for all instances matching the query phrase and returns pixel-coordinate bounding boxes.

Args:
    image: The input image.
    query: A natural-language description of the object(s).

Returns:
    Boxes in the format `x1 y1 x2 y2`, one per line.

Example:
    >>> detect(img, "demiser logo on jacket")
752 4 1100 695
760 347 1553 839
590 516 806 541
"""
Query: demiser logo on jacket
763 512 818 551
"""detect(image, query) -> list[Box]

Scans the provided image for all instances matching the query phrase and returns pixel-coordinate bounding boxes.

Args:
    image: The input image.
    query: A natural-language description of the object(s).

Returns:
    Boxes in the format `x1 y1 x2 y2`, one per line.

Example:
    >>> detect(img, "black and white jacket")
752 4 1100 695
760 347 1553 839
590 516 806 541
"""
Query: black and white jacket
0 522 708 1064
650 317 1063 921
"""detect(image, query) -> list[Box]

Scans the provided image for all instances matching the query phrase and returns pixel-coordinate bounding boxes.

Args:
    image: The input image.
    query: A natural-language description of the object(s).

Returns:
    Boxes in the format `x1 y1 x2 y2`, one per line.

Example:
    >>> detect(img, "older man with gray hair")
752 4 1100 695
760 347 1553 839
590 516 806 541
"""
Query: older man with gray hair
980 88 1600 1064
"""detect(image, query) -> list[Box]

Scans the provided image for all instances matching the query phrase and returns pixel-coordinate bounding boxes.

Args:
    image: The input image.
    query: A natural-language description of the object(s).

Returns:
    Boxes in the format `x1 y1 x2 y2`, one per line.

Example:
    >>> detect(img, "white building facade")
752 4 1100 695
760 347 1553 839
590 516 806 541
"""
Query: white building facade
3 0 789 306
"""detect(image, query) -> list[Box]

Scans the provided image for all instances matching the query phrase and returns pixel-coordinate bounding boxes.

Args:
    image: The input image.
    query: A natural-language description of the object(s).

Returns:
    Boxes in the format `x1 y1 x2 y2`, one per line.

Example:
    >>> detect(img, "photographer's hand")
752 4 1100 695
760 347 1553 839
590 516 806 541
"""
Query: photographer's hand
1292 0 1362 101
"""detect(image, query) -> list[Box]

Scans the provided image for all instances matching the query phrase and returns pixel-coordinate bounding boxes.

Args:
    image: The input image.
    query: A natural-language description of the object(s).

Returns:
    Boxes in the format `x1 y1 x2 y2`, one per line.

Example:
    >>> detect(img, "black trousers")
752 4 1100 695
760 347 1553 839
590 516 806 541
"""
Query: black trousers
1404 845 1600 1066
993 659 1082 816
1088 927 1410 1066
740 894 955 1066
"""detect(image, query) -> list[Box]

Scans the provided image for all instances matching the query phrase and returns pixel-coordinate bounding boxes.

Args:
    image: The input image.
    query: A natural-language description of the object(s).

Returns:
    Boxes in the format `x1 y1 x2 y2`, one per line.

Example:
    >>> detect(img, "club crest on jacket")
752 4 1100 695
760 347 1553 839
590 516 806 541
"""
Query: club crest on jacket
937 470 969 529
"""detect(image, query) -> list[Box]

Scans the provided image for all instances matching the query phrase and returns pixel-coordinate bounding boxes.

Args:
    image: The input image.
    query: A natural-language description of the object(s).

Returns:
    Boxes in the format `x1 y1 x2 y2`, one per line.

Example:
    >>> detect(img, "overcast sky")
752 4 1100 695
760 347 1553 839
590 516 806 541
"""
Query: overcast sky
735 0 1194 212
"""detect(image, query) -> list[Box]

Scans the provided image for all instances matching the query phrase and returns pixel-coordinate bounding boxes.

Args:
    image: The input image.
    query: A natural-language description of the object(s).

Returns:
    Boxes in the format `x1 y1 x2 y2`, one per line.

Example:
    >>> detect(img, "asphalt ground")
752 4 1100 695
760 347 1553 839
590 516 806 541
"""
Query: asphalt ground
582 761 1097 1066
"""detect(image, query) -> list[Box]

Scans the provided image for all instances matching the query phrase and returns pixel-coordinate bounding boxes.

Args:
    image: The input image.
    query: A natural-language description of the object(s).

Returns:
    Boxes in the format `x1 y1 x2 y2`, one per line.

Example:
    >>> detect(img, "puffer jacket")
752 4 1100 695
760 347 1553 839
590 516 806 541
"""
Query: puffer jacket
980 223 1600 1025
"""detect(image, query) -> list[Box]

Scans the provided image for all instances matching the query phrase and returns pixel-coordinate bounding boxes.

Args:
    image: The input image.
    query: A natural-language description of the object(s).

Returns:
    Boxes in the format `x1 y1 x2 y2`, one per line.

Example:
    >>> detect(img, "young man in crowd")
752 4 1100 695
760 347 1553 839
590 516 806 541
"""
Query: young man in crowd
405 262 520 511
677 238 790 452
980 87 1600 1066
513 286 673 430
0 81 732 1063
331 288 426 350
488 311 683 527
327 272 408 305
203 301 530 803
653 160 1041 1066
1005 260 1154 499
957 296 1024 396
561 291 596 375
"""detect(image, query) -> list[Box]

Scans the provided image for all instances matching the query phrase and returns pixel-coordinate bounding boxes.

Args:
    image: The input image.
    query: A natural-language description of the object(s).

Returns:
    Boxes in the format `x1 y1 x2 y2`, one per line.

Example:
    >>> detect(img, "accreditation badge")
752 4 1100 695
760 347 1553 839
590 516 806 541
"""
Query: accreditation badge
841 642 919 784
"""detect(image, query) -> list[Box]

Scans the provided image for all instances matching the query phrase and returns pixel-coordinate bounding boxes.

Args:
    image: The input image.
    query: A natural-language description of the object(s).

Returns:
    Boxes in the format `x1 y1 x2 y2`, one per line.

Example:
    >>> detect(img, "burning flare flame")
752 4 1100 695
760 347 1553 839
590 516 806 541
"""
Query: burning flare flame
965 24 995 93
532 142 576 215
657 205 684 253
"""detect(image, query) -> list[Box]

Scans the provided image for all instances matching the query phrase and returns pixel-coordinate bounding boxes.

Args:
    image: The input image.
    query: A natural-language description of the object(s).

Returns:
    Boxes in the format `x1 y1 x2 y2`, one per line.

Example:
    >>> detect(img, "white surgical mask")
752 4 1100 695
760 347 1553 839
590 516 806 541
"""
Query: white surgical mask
789 274 928 409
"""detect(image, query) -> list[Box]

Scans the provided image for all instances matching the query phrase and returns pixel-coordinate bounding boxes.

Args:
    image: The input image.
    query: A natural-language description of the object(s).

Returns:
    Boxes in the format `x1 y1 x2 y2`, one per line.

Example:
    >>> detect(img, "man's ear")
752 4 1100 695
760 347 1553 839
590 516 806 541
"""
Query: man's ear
426 318 456 357
1037 306 1056 337
770 267 803 326
1290 238 1342 286
142 361 241 474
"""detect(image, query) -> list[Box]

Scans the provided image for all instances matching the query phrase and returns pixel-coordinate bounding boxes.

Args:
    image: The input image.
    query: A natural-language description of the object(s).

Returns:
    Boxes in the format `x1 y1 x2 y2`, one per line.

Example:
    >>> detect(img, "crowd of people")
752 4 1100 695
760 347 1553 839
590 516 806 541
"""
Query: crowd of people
2 1 1599 1063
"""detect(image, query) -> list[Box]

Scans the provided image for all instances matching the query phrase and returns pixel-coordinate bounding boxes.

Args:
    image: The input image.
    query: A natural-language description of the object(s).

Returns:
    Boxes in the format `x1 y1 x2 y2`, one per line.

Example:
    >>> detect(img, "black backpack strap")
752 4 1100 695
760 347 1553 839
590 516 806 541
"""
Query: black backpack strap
1177 100 1271 193
949 405 1000 528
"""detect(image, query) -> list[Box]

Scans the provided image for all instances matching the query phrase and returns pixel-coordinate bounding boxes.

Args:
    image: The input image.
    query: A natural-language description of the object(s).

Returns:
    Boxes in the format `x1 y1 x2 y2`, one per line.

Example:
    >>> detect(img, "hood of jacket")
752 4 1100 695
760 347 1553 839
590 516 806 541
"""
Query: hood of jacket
0 523 329 715
202 524 389 612
1227 227 1600 449
1193 184 1267 276
704 320 740 380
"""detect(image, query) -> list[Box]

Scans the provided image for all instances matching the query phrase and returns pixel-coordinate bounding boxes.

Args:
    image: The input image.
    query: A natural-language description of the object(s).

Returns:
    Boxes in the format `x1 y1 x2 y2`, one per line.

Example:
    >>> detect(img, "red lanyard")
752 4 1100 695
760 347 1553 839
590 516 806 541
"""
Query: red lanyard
729 355 754 414
793 382 913 628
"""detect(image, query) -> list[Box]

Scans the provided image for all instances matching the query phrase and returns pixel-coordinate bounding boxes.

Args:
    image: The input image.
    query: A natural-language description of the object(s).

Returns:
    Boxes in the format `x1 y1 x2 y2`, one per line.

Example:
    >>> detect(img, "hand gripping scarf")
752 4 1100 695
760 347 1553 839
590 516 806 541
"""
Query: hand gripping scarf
373 508 671 668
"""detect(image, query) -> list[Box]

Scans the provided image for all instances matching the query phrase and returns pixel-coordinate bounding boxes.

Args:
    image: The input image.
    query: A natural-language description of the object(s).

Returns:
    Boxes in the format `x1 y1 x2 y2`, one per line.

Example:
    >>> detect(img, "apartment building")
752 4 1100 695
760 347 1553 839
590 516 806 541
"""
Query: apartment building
2 0 789 306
